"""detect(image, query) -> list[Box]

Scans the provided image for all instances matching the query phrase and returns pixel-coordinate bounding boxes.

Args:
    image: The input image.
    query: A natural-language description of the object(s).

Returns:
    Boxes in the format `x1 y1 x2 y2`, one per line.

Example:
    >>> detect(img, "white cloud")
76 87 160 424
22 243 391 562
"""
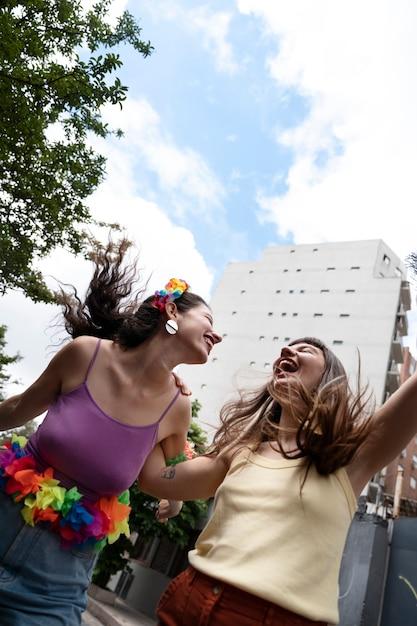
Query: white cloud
102 98 225 220
237 0 417 262
142 1 239 75
187 6 239 76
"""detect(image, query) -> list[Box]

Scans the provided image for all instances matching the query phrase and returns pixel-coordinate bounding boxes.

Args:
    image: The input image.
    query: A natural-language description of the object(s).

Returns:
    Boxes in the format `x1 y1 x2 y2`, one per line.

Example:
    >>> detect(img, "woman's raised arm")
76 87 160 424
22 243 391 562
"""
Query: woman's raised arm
348 370 417 494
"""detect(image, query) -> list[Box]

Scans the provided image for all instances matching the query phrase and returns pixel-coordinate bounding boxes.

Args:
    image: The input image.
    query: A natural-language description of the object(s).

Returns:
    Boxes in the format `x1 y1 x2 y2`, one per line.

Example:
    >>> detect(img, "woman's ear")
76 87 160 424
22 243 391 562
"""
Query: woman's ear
165 301 178 320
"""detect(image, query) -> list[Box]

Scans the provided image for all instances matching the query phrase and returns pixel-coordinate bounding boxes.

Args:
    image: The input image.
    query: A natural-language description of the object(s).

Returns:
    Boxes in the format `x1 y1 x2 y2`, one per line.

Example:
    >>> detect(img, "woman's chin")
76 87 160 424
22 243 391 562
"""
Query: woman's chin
184 350 209 366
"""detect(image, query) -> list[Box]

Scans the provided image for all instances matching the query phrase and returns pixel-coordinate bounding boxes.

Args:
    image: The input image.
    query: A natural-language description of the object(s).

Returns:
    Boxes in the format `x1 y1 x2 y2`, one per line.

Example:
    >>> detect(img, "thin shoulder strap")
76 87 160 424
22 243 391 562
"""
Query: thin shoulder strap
84 339 101 383
156 387 181 424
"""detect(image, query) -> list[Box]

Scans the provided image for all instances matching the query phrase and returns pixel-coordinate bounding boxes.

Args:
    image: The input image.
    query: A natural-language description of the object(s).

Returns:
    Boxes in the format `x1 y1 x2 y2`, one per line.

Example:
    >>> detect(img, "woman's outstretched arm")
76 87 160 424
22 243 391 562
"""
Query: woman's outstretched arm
348 370 417 494
0 337 95 431
138 443 229 501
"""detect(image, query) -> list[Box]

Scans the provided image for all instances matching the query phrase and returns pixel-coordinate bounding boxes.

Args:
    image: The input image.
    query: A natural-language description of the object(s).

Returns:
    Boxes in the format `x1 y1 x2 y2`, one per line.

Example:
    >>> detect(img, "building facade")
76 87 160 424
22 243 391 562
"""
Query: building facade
180 240 411 439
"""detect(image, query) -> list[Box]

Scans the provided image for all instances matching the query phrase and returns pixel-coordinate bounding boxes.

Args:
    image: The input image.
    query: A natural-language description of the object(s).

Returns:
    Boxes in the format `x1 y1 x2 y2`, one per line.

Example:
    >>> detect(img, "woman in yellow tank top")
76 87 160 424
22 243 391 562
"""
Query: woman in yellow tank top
140 334 417 626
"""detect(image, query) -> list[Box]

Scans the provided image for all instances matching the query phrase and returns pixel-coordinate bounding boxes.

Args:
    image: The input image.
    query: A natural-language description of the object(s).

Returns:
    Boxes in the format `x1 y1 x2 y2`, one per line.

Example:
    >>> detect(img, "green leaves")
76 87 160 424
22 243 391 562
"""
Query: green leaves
0 325 21 401
0 0 153 302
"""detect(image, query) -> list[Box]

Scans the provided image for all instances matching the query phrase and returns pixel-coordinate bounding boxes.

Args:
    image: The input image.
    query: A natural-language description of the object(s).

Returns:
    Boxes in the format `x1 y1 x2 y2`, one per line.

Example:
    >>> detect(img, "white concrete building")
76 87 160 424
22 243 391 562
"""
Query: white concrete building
180 240 411 434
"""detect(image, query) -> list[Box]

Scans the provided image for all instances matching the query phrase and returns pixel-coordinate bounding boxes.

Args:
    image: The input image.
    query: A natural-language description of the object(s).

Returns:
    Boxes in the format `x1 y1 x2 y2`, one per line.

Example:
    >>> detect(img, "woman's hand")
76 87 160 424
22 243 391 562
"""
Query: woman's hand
172 372 192 396
156 499 183 523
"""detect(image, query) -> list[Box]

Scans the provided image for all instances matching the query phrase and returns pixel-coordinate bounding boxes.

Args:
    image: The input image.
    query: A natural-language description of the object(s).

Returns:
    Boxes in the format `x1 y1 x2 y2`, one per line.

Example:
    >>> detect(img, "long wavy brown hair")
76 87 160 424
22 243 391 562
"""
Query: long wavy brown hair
209 337 374 476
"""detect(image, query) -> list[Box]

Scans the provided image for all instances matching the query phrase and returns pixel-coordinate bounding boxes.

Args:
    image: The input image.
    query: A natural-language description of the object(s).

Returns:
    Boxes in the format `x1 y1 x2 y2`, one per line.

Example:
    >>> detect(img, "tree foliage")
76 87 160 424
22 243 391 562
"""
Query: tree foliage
0 0 152 302
0 324 21 401
0 324 37 442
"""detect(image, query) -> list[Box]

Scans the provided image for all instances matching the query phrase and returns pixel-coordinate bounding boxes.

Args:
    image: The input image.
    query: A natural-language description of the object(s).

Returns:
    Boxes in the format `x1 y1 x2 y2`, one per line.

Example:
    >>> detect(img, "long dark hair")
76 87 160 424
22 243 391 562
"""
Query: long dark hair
209 337 373 476
58 238 208 348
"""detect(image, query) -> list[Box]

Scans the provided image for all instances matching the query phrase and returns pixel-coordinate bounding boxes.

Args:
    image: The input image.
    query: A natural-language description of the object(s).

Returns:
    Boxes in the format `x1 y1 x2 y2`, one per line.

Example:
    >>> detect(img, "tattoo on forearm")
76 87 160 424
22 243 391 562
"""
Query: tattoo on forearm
161 466 176 480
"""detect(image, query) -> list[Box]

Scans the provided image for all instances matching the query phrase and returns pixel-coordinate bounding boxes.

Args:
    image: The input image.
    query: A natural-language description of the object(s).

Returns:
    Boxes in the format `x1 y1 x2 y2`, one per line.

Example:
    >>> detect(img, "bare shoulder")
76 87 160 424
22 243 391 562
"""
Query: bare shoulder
55 336 97 366
57 336 105 393
170 392 192 428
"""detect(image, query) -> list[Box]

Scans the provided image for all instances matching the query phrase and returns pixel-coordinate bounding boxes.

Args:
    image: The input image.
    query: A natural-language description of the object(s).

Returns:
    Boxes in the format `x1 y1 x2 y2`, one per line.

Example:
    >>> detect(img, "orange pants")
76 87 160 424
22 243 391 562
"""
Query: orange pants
157 567 327 626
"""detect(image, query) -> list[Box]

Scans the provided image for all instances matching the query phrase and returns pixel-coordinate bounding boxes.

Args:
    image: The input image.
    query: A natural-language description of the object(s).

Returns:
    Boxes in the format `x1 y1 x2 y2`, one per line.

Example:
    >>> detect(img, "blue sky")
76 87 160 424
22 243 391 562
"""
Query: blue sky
2 0 417 388
91 0 417 281
100 1 305 272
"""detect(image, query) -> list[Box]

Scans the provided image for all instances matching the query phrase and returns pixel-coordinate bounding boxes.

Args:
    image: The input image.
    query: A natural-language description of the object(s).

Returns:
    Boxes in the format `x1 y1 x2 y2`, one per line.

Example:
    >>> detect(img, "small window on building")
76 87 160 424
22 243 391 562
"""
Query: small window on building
273 336 279 341
250 361 255 366
340 313 350 318
346 289 356 293
313 248 318 252
232 311 237 315
276 289 281 294
281 312 287 317
264 362 270 368
383 254 390 266
212 357 218 362
249 270 254 274
400 449 407 459
296 268 301 272
326 267 336 271
410 477 417 490
293 313 298 317
283 269 288 273
222 333 228 338
333 340 343 345
350 266 360 270
290 249 295 253
284 337 290 341
268 312 274 316
241 289 246 294
320 289 330 293
314 313 323 317
259 335 265 340
289 289 294 294
201 383 207 389
300 289 305 293
394 267 402 278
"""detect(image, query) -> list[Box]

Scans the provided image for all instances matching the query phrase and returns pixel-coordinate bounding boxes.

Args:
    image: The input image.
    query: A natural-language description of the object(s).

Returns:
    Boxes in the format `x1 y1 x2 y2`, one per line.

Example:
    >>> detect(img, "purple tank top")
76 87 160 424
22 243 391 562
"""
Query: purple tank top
27 340 180 500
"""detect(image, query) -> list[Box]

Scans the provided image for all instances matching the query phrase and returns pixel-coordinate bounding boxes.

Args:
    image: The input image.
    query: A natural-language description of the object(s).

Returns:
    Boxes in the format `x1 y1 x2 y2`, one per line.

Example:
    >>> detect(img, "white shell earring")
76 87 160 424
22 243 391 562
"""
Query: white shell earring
165 319 178 335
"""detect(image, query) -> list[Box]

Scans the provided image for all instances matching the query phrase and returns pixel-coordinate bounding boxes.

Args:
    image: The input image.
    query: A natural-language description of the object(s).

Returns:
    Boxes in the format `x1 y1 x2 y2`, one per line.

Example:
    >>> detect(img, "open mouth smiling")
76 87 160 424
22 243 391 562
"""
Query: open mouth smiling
274 357 299 377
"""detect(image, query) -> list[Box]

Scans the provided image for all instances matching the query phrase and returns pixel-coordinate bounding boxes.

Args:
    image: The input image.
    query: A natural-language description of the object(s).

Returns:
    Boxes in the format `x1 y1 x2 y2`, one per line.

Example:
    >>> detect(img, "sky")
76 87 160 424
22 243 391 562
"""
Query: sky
2 0 417 393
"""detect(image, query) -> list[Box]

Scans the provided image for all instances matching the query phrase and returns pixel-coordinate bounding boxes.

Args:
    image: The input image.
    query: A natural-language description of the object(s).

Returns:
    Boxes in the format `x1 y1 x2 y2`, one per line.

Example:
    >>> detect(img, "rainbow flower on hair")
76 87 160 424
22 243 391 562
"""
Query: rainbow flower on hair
153 278 190 311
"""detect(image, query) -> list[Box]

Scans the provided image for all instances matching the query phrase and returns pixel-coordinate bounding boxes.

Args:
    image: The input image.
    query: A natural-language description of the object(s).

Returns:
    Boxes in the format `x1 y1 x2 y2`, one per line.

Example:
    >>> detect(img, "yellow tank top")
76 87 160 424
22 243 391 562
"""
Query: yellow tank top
188 449 357 625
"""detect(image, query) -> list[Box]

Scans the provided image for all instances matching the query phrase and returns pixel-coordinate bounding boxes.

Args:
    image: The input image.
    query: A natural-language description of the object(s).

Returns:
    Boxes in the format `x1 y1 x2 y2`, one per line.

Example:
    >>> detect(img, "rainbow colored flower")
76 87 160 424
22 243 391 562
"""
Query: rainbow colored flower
0 435 131 551
152 278 190 311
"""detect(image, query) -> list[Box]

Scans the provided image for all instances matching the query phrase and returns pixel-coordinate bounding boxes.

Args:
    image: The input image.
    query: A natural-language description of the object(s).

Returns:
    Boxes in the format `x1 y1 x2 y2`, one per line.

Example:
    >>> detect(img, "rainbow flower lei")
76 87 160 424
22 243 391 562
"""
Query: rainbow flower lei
0 435 130 551
153 278 190 312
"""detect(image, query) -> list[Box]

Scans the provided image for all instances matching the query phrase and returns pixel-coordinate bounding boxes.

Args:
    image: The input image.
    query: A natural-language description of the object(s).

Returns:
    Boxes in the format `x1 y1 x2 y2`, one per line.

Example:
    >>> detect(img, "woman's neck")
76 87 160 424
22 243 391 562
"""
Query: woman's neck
273 408 301 452
114 335 181 389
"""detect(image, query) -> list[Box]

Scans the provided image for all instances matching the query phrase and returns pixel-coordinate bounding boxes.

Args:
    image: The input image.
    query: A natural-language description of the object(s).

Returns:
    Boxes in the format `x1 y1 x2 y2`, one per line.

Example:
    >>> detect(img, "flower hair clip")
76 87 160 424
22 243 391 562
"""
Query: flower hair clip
152 278 190 312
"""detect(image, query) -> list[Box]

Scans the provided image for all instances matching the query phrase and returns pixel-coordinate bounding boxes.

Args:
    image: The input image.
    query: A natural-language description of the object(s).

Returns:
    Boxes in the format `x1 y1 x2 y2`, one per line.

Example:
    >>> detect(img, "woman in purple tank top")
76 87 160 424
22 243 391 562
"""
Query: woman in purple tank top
0 239 222 626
